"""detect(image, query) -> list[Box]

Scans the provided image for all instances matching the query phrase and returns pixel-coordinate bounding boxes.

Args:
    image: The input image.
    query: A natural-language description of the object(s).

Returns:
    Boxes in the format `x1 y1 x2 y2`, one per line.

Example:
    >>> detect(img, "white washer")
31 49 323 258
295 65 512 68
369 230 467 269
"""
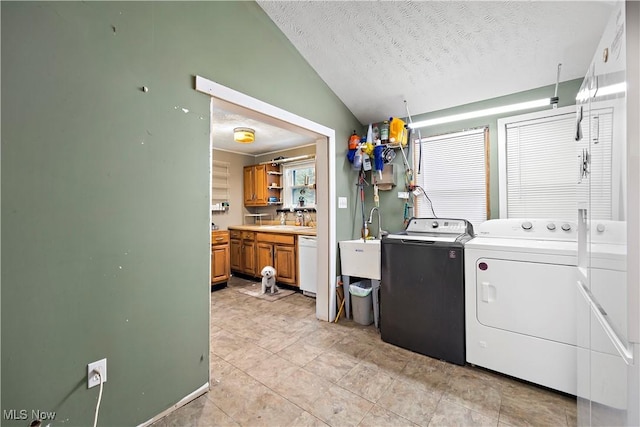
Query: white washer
465 218 578 395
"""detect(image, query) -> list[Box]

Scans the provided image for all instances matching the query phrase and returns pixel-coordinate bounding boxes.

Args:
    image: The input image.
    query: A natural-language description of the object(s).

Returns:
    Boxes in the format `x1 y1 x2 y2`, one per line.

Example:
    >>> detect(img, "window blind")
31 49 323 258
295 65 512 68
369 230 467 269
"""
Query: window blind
415 128 488 228
503 108 612 220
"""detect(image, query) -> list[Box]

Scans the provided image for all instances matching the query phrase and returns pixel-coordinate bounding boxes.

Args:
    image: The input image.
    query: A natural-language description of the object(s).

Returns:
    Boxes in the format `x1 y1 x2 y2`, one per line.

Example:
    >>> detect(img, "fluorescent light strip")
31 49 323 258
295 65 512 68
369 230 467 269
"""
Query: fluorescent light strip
259 154 315 165
408 98 555 129
575 82 626 102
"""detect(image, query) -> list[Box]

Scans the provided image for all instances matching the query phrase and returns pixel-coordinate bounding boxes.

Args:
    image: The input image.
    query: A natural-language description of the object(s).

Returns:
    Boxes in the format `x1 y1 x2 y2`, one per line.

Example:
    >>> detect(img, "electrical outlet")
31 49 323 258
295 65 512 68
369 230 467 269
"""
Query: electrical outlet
398 191 409 199
87 358 107 388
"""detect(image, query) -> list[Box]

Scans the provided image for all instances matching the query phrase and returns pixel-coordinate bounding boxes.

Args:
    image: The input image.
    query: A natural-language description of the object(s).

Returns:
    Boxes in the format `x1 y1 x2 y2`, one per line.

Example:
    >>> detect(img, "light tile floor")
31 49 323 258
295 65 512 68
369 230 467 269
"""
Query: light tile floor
153 276 576 427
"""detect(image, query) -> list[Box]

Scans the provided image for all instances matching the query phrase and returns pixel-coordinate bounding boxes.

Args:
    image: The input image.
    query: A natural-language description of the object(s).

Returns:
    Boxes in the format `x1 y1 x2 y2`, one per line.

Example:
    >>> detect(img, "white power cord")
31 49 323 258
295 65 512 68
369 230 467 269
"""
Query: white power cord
92 369 104 427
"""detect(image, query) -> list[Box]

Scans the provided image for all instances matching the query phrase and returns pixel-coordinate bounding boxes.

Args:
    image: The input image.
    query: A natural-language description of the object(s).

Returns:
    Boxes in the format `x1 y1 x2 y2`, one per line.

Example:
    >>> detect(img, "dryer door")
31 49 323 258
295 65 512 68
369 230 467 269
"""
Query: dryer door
475 258 577 345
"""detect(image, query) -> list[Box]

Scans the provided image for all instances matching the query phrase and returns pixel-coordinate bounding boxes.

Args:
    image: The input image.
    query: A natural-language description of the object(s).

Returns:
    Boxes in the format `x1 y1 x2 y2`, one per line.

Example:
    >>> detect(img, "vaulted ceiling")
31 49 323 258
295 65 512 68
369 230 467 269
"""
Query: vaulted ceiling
213 1 614 155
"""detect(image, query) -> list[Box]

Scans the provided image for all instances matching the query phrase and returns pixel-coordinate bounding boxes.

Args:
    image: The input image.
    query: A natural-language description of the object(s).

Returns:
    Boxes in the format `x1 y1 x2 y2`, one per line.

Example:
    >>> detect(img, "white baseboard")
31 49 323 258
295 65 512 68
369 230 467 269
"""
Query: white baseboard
137 382 209 427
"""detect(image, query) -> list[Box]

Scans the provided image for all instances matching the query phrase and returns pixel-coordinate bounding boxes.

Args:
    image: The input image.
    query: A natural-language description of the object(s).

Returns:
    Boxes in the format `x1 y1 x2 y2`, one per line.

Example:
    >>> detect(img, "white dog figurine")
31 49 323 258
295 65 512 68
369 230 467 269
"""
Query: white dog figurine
261 266 279 295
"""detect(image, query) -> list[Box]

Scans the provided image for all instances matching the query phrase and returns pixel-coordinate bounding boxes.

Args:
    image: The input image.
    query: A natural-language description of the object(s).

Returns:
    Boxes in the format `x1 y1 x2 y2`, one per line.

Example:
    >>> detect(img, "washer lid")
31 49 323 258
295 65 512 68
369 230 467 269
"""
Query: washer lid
387 217 473 243
385 233 460 243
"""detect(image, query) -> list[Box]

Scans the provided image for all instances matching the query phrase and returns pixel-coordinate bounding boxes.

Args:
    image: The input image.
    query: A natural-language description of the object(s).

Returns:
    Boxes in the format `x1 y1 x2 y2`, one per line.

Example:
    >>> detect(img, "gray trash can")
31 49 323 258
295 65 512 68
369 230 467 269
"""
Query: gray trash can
349 281 373 325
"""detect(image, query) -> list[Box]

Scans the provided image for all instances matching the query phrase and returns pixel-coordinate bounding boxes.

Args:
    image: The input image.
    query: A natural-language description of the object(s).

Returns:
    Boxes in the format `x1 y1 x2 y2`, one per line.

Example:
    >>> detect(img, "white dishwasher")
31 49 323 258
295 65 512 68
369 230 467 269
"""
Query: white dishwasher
298 236 317 297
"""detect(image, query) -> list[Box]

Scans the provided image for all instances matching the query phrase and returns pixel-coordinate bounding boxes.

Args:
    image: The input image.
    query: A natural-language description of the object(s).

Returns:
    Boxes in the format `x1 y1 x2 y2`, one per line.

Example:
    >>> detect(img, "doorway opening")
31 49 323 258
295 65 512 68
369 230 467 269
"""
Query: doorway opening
196 75 337 324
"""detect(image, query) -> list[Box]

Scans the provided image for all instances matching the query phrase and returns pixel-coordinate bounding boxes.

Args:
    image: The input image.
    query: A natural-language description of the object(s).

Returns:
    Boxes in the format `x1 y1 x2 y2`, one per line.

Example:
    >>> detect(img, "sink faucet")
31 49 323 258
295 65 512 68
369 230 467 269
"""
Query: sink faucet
368 207 387 239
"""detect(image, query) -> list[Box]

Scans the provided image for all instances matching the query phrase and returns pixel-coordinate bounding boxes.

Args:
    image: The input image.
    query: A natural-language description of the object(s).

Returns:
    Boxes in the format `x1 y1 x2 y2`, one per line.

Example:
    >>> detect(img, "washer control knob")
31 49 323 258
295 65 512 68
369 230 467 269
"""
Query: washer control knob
547 223 556 231
521 221 533 230
432 221 439 228
596 223 606 233
561 223 572 231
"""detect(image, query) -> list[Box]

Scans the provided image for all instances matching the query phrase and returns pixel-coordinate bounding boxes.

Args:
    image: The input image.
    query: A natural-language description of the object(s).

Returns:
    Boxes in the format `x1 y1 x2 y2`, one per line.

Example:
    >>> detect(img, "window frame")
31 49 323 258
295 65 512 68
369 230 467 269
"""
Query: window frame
282 159 316 208
497 103 619 220
413 127 490 228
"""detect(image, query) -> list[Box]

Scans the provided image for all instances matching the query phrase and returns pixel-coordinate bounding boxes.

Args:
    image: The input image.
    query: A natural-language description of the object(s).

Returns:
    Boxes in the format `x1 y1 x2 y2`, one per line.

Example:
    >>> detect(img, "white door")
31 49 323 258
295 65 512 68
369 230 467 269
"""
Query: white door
476 258 576 345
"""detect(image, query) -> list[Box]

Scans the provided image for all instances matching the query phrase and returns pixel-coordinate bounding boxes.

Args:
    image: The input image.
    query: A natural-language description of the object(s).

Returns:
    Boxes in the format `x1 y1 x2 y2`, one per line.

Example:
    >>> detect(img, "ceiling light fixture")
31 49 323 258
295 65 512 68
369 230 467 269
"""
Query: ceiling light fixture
408 97 559 129
234 127 255 144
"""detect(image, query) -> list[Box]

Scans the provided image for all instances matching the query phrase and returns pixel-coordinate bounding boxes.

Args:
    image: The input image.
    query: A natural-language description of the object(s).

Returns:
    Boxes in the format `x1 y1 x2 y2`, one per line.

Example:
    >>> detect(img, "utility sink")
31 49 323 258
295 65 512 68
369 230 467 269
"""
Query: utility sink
338 239 381 280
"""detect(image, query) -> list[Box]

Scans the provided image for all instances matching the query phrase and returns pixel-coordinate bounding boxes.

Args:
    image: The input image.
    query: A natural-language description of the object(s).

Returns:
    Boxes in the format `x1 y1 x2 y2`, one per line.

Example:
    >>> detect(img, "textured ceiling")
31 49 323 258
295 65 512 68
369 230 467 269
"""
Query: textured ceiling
214 0 614 156
211 104 314 156
257 0 614 125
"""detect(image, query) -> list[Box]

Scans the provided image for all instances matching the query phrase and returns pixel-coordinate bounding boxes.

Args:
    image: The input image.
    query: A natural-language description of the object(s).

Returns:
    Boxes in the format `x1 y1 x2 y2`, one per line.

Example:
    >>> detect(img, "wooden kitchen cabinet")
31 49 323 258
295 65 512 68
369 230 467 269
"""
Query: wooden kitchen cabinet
230 232 242 271
256 232 297 286
242 237 257 276
243 163 282 207
256 242 274 275
211 230 230 285
230 230 257 276
244 164 266 206
274 244 296 284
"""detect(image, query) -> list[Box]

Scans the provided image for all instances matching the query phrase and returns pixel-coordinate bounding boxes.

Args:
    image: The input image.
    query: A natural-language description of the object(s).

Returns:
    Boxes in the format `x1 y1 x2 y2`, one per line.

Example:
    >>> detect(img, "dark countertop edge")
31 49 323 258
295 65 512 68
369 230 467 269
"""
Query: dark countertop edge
275 207 316 213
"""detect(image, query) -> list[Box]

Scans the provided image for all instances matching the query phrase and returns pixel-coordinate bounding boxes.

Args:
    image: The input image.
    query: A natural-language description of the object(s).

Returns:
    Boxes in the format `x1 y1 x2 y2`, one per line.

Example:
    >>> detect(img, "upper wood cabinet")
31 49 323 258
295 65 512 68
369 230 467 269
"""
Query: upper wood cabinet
244 164 266 206
243 163 282 207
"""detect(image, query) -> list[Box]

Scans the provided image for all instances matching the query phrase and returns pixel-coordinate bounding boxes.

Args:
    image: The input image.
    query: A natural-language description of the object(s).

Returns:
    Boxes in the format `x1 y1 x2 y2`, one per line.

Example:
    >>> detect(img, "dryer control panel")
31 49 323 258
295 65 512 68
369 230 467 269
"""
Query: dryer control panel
475 219 578 241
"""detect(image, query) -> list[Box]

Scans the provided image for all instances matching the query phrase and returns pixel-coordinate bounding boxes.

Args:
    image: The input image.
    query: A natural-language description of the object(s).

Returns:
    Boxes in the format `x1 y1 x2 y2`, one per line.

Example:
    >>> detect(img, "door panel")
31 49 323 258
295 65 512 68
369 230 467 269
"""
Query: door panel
243 166 254 205
256 242 273 274
275 244 296 284
211 245 229 283
243 242 256 276
254 164 267 205
230 239 242 271
476 258 576 345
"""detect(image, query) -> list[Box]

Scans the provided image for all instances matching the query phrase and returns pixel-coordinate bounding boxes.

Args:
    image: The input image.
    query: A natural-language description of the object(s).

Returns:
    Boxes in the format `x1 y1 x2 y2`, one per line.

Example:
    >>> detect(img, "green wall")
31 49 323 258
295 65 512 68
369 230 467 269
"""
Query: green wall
1 2 360 426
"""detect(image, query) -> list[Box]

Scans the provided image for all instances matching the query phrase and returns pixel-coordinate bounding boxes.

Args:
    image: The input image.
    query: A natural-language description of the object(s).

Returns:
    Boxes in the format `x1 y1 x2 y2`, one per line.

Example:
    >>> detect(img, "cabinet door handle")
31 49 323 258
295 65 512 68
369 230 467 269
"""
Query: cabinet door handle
215 237 224 241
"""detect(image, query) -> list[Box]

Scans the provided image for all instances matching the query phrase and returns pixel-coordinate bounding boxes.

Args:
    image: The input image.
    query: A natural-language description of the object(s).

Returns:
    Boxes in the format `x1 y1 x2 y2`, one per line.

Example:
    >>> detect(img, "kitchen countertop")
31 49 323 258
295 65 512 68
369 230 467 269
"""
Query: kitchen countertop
228 224 317 236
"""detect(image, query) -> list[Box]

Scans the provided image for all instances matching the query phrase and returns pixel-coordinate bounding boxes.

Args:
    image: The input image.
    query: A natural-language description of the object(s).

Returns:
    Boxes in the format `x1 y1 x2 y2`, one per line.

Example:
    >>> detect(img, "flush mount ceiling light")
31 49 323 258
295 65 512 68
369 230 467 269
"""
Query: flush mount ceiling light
234 127 255 144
